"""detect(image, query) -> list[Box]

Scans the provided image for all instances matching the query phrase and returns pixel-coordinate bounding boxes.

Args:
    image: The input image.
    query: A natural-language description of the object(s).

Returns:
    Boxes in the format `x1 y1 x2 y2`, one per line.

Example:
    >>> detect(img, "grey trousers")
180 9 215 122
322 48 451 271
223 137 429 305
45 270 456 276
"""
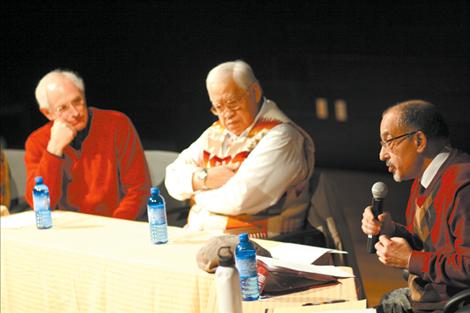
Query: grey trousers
377 288 413 313
376 288 447 313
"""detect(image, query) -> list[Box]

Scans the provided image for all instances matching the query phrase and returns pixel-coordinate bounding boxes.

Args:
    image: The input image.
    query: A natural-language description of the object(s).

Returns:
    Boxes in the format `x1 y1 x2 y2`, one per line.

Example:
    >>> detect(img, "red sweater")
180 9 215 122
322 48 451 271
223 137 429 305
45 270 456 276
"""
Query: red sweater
393 148 470 310
25 107 151 220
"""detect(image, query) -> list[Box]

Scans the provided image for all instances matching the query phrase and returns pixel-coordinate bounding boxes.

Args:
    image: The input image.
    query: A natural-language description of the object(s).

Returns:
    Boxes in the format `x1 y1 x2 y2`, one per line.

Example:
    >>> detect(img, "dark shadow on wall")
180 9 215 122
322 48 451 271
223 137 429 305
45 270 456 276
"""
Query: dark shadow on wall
1 1 469 172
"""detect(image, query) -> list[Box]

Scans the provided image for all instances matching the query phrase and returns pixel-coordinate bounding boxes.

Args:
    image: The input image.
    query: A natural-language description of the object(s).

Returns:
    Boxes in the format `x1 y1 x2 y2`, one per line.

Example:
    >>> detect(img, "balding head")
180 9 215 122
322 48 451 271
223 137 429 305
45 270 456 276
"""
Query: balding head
383 100 449 141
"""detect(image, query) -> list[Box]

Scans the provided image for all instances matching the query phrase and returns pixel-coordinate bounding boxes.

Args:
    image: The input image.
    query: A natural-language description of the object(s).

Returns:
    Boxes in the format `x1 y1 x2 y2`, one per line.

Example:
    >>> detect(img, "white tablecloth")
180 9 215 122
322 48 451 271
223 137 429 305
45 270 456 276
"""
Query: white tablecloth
1 211 358 313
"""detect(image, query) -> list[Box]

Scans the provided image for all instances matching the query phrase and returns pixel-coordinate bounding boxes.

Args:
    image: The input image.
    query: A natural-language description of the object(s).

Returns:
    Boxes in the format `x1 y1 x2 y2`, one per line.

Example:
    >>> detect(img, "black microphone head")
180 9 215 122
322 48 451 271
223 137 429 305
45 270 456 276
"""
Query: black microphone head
371 182 388 199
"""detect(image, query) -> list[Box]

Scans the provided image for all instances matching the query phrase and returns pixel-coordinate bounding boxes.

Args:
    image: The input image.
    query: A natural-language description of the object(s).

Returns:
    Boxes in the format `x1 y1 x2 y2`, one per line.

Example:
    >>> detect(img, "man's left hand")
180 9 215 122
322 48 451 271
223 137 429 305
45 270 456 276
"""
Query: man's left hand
375 235 412 269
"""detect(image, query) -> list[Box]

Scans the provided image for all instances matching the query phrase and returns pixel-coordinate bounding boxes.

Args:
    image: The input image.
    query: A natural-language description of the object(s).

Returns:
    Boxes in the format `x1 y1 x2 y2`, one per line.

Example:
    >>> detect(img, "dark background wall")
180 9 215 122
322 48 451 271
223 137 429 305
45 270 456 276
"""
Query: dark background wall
1 1 469 172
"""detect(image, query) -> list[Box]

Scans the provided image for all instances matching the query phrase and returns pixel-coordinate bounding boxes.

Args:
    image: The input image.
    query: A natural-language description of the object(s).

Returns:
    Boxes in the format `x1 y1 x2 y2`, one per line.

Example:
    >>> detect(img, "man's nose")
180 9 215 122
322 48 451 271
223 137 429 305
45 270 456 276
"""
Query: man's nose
379 146 388 161
222 108 235 118
69 104 80 117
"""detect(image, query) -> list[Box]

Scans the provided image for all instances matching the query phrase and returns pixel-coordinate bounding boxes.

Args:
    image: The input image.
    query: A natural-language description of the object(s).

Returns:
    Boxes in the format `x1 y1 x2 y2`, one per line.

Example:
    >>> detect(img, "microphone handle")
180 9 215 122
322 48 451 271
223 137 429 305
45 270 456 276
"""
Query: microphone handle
367 198 384 254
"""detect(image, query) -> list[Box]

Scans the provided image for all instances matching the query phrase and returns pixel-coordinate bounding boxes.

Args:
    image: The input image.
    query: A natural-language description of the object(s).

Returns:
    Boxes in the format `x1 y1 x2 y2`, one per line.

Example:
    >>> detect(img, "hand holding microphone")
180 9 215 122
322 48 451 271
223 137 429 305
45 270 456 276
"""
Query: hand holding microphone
364 182 388 254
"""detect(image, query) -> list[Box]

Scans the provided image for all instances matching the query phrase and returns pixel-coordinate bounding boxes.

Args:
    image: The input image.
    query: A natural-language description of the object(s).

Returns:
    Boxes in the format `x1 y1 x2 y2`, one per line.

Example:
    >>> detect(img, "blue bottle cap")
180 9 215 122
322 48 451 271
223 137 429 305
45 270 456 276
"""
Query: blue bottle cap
35 176 43 184
150 187 159 195
238 233 249 242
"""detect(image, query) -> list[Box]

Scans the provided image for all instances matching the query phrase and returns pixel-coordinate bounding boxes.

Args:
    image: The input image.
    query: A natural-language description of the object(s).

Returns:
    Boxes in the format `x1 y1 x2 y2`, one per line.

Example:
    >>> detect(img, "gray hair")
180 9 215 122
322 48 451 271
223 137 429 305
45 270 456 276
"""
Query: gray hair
206 60 258 90
35 69 85 110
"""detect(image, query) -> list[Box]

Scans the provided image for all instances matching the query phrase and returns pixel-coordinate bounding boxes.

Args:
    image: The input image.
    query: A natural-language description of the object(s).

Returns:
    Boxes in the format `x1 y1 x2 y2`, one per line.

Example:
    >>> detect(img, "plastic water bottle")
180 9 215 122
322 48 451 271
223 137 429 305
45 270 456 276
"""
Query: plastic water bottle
147 187 168 244
235 233 259 301
215 246 243 313
32 176 52 229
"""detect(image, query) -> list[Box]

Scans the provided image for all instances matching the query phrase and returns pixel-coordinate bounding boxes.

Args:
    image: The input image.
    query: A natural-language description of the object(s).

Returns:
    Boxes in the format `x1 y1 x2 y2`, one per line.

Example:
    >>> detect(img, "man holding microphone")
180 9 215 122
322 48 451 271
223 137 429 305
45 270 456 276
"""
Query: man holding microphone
361 100 470 313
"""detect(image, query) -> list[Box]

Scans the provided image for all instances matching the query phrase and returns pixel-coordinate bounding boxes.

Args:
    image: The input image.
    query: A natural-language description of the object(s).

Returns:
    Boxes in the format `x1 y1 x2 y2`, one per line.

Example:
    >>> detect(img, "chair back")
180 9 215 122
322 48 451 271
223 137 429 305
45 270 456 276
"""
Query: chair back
443 289 470 313
3 149 26 202
142 150 189 225
144 150 180 186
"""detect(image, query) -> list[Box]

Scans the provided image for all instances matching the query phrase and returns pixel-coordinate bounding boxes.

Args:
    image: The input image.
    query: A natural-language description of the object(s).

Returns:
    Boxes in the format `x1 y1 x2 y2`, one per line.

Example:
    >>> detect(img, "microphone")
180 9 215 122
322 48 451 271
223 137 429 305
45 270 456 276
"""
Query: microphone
367 182 388 254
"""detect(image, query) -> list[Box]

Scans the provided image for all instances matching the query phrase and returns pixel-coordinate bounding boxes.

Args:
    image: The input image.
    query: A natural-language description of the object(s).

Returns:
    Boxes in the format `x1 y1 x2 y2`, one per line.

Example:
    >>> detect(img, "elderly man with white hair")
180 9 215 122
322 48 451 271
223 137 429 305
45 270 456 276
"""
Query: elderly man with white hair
165 60 315 238
25 69 150 219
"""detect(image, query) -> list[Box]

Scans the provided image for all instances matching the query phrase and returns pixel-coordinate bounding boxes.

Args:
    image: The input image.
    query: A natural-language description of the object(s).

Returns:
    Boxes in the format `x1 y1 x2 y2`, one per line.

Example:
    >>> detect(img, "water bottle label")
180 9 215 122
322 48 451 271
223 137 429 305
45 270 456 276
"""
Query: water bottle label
34 196 49 211
236 258 257 277
35 210 52 229
239 276 259 301
148 206 167 225
150 225 168 244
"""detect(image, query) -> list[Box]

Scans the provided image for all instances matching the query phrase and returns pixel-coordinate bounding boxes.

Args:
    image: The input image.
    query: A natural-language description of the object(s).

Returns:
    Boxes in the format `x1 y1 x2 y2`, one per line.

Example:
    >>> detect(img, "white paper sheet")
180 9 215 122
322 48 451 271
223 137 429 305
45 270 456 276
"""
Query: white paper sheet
257 255 355 278
269 242 347 264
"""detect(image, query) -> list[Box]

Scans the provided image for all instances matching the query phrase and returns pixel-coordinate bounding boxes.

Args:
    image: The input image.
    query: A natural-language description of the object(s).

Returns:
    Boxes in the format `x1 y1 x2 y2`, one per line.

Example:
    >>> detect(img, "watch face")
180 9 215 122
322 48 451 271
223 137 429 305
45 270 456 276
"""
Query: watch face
197 169 208 181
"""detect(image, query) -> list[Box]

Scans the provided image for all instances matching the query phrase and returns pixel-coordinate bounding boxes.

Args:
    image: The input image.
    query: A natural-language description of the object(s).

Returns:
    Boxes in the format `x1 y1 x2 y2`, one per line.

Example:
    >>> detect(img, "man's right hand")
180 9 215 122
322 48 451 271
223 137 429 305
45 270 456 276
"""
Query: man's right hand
47 120 77 157
205 163 240 189
361 206 395 237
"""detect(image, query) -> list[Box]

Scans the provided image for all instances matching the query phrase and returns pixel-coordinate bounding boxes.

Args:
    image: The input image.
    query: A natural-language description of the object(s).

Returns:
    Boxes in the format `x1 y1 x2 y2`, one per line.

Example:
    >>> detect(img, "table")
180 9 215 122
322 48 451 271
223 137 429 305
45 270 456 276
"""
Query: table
1 211 359 313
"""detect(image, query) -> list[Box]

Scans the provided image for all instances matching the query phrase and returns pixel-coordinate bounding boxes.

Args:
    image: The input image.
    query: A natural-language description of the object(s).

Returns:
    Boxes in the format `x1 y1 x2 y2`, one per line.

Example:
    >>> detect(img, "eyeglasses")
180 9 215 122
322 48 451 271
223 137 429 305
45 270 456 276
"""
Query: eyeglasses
210 95 246 116
55 98 85 114
380 130 418 150
210 99 244 116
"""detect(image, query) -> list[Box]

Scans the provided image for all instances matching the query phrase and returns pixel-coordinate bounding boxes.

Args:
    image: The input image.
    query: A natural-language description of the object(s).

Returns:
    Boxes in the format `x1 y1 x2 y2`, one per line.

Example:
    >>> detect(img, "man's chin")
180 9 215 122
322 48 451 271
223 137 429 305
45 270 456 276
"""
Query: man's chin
393 173 402 182
393 172 413 183
226 126 243 136
73 122 87 132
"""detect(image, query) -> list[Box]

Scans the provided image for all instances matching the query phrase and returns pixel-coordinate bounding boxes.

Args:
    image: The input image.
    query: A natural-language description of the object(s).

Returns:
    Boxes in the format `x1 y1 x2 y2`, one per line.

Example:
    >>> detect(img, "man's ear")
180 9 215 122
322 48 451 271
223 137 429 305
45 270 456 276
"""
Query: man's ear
39 107 54 121
251 82 262 103
415 131 427 153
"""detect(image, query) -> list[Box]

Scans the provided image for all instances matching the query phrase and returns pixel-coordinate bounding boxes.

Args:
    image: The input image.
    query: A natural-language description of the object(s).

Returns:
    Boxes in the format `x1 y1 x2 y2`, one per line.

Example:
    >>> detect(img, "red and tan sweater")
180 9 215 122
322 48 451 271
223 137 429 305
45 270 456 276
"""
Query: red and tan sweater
393 148 470 310
25 107 151 220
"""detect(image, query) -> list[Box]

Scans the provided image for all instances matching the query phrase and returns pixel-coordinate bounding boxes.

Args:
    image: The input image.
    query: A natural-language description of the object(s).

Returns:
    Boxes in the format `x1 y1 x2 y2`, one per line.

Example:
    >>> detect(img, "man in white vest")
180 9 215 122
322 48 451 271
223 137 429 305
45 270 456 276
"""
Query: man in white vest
165 60 315 238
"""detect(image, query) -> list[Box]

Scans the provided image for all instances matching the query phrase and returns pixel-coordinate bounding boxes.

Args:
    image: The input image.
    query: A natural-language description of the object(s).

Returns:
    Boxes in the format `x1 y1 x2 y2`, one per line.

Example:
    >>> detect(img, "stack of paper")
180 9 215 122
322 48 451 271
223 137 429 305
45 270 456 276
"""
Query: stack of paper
260 243 353 278
256 243 354 296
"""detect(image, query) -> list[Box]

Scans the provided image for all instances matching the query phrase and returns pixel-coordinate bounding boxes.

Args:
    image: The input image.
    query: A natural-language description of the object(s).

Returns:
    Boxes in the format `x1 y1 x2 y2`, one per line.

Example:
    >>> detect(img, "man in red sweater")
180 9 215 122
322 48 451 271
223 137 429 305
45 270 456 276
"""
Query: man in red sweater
361 100 470 312
25 69 151 220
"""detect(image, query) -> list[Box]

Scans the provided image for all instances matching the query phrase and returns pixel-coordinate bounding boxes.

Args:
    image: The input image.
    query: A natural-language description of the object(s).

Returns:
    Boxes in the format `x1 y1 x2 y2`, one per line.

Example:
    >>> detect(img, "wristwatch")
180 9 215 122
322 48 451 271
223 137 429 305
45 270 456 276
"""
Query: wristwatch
196 168 209 190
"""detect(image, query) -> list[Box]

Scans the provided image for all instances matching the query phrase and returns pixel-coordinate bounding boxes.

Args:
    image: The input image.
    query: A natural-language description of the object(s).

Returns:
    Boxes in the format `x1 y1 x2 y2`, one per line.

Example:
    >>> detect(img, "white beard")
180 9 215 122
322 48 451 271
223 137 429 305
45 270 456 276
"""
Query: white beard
393 172 402 182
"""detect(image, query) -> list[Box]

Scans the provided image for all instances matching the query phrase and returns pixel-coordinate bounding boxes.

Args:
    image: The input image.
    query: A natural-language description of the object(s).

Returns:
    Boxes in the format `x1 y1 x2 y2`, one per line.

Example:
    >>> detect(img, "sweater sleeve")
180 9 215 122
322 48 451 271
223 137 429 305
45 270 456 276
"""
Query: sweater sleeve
408 184 470 288
393 222 424 251
24 130 65 210
113 116 151 219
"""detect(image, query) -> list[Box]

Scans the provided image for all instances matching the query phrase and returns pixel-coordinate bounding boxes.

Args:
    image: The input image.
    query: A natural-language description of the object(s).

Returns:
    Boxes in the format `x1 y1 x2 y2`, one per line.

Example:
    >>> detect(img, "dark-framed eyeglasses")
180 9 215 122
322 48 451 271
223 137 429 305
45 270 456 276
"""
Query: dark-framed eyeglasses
380 130 419 150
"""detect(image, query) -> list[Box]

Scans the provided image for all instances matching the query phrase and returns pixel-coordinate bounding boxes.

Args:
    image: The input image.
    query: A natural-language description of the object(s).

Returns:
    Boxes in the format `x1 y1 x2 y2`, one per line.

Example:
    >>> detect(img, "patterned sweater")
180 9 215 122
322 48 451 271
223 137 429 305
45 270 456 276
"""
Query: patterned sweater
25 107 151 220
393 148 470 311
